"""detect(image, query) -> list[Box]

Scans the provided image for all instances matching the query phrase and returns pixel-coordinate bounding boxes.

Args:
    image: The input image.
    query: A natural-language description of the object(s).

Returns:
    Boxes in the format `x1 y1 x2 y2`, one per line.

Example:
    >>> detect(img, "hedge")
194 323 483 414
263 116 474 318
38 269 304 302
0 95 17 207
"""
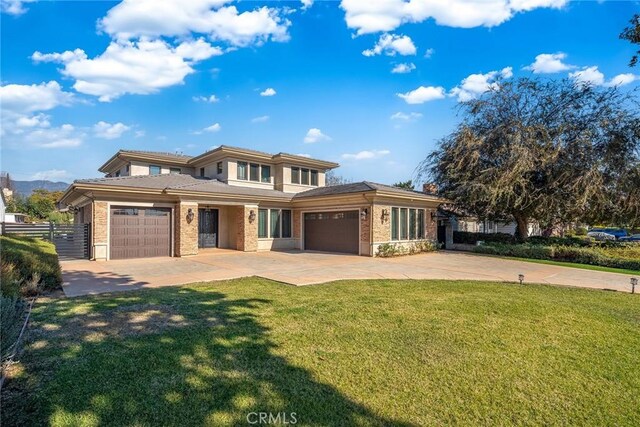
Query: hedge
0 235 62 296
473 243 640 271
453 231 515 244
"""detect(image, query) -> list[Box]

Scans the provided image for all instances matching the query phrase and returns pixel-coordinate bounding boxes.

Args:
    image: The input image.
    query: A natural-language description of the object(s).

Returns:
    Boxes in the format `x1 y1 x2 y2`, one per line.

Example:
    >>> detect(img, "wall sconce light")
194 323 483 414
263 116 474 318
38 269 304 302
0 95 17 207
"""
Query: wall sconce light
430 210 437 222
381 208 390 223
360 208 368 221
186 208 195 223
249 210 256 223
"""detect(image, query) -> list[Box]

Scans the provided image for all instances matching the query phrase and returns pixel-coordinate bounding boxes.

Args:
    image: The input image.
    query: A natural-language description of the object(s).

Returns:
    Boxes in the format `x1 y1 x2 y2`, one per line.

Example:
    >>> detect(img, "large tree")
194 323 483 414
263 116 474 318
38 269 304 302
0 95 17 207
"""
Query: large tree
620 14 640 67
419 78 640 239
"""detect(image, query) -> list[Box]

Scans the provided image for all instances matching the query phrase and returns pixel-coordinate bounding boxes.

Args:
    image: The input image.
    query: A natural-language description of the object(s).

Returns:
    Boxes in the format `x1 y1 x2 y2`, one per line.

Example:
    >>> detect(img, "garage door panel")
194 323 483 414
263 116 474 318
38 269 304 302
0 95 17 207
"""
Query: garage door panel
304 210 359 254
110 207 170 259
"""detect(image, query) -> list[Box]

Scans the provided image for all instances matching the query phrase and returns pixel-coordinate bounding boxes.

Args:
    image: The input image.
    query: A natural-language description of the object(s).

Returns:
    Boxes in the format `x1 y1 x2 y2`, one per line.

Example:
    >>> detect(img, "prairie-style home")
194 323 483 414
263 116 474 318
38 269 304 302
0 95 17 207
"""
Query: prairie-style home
59 146 443 260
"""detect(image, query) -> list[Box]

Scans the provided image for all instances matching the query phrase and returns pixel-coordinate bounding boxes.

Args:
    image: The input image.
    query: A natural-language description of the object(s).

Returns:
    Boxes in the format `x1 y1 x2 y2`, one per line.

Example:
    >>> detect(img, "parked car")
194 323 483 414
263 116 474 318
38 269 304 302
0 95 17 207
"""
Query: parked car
587 228 629 240
587 231 616 241
619 234 640 242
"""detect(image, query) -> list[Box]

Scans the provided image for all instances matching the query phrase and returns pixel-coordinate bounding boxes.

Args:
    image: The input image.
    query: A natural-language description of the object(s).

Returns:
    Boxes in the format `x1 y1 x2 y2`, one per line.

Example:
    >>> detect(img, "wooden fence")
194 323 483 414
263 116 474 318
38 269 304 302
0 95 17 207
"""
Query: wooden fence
1 222 90 260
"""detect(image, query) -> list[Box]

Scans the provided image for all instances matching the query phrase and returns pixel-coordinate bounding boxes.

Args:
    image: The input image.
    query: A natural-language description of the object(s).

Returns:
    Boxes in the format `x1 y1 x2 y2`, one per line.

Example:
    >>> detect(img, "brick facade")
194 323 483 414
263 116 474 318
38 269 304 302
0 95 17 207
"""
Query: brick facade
236 205 258 252
372 204 391 243
425 207 437 240
175 202 198 256
92 201 108 260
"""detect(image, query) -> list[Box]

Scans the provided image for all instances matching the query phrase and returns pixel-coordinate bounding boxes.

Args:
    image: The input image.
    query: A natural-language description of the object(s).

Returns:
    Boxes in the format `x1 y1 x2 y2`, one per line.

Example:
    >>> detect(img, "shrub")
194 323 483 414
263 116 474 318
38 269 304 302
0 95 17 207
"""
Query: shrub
376 240 438 257
526 235 593 247
1 295 26 360
453 231 515 245
0 235 62 295
473 243 640 271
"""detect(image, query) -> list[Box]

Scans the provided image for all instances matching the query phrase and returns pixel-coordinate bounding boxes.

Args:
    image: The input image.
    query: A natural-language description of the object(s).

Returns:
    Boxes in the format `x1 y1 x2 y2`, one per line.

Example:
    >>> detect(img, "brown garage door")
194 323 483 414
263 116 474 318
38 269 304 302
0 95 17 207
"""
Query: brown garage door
304 211 359 254
110 207 171 259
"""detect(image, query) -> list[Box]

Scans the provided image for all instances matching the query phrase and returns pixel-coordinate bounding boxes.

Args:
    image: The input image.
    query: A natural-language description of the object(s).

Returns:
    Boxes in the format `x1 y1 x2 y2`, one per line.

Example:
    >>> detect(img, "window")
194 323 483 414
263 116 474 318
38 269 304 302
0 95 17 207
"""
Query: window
301 168 310 185
126 165 130 173
145 209 169 217
417 209 425 238
261 165 271 183
281 209 292 238
291 167 300 184
170 167 181 174
258 209 268 238
270 209 281 238
391 207 426 241
310 170 318 186
113 208 139 216
115 170 121 177
400 208 408 240
237 162 248 180
217 162 223 175
258 208 292 239
149 165 161 175
409 209 417 240
250 163 260 181
200 167 205 177
391 208 399 240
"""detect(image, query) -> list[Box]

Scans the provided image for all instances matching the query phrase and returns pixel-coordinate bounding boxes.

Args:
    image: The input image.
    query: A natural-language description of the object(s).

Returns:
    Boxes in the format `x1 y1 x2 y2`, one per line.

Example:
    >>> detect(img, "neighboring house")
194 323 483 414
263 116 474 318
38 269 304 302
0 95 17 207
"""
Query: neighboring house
59 146 443 261
452 216 541 236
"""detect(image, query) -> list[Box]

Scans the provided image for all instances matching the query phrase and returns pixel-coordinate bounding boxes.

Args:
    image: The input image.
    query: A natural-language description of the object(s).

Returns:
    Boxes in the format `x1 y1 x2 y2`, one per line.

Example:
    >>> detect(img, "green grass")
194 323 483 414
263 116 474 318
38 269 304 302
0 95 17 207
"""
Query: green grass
3 279 639 426
475 253 640 275
0 235 62 295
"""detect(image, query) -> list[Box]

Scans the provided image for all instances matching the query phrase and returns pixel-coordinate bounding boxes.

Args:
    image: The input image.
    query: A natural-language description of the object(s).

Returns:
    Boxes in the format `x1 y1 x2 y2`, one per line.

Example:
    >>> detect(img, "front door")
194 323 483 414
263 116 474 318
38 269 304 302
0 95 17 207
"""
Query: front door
437 221 447 249
198 208 219 248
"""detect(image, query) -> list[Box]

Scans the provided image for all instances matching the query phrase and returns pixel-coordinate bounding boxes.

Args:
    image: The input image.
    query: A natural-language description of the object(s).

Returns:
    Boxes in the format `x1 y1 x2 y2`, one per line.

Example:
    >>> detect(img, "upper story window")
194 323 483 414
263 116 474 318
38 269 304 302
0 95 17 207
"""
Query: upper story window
169 167 181 174
149 165 161 175
250 163 260 181
217 162 223 175
200 167 205 177
290 167 318 186
237 162 248 180
115 170 121 177
125 165 130 173
261 165 271 183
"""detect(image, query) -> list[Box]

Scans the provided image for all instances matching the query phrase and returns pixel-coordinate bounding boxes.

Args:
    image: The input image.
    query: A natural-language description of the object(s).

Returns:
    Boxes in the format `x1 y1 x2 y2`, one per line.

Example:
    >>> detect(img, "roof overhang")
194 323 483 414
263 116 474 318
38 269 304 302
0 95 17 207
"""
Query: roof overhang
188 146 339 170
98 151 192 173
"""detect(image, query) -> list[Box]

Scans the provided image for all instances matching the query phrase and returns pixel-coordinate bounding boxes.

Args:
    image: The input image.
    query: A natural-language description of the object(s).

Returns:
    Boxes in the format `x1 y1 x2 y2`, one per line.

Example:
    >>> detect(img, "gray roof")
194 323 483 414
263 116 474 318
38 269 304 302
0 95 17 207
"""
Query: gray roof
293 181 433 199
119 150 193 160
75 174 292 200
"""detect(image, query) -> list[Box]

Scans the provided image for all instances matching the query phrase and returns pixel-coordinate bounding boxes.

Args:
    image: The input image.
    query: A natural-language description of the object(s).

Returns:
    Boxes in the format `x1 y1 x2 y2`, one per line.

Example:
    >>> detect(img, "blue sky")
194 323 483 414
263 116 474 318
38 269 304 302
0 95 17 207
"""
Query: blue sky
1 0 638 185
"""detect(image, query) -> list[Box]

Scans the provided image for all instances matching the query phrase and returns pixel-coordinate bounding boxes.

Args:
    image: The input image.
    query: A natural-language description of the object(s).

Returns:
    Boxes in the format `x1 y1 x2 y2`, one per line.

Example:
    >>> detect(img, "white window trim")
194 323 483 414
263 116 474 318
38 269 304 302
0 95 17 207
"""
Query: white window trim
258 208 292 240
391 207 426 242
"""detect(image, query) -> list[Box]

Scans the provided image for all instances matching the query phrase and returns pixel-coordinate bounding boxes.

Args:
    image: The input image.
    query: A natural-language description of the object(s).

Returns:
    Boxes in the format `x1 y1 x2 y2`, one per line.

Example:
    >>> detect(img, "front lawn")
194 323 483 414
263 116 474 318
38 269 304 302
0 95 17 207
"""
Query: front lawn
2 279 639 426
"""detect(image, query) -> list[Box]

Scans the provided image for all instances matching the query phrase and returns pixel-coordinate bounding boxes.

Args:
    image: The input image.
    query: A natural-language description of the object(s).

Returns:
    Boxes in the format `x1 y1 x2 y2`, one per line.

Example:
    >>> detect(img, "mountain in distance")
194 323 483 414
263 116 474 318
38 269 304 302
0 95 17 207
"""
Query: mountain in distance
12 180 70 196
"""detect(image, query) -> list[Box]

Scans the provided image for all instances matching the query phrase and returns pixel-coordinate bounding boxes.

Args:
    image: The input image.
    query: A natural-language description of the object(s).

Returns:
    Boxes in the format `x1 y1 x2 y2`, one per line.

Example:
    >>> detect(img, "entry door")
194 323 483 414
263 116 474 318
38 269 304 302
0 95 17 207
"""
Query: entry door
198 208 219 248
437 221 446 249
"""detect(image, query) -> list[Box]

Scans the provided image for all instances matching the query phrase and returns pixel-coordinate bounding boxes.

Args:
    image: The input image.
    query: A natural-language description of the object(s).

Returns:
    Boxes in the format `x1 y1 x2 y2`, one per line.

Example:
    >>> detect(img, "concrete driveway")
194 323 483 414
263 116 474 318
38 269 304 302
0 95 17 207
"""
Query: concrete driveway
60 250 638 297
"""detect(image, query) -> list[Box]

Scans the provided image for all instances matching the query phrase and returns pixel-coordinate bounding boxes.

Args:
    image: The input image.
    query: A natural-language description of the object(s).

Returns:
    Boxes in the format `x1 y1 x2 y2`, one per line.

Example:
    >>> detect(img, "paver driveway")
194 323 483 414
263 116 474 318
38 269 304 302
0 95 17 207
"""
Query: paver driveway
60 250 638 296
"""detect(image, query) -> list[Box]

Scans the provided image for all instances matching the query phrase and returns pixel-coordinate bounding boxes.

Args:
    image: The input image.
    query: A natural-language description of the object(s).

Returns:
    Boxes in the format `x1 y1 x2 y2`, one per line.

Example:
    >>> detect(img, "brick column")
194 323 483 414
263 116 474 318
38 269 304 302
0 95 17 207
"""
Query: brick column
92 201 108 261
175 202 198 257
236 205 258 252
425 207 437 240
360 206 372 256
292 208 302 249
371 204 391 257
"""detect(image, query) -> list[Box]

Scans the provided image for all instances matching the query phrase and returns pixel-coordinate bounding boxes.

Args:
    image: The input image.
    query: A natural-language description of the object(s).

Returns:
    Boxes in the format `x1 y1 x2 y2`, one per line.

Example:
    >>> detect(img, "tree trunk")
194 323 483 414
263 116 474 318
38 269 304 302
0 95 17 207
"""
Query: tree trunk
513 213 529 241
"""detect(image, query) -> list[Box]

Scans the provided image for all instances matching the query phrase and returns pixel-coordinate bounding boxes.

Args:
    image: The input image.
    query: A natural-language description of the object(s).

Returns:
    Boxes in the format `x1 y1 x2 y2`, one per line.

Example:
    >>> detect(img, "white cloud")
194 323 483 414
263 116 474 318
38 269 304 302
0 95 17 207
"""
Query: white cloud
450 67 512 102
397 85 446 104
342 149 390 160
304 128 331 143
340 0 567 35
135 130 146 138
193 94 220 103
33 39 221 102
260 87 276 96
391 62 416 74
1 0 35 15
0 81 73 113
99 1 291 47
301 0 313 10
31 169 70 181
362 33 416 56
94 121 131 140
204 122 221 132
604 73 638 87
569 66 605 86
174 38 223 60
24 124 84 148
390 111 422 121
251 115 270 123
424 48 435 58
15 113 50 128
525 52 573 73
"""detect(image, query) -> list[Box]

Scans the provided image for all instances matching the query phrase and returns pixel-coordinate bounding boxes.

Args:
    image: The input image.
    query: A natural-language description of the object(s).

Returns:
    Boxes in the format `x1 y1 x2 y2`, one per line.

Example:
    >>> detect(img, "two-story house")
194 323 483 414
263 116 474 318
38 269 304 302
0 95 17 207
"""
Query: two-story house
59 145 443 260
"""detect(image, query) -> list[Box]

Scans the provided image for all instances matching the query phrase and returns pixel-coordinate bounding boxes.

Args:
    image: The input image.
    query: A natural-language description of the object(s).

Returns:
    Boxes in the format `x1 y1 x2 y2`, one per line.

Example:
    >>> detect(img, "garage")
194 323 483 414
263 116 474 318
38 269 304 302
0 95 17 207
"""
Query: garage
110 207 171 259
304 210 359 254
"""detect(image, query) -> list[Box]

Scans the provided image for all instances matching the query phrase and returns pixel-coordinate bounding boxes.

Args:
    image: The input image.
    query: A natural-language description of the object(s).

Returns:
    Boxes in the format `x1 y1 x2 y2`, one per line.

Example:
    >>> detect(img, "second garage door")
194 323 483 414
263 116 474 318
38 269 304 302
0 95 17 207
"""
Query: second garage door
304 210 359 254
110 207 171 259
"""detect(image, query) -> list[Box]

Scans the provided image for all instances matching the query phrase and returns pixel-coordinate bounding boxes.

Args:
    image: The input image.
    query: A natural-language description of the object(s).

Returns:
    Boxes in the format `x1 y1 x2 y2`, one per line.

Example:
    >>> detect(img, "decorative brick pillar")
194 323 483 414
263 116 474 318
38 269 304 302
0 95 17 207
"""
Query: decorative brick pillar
236 205 258 252
175 202 198 257
372 204 391 244
292 208 302 249
360 206 371 256
92 201 108 261
425 207 437 240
